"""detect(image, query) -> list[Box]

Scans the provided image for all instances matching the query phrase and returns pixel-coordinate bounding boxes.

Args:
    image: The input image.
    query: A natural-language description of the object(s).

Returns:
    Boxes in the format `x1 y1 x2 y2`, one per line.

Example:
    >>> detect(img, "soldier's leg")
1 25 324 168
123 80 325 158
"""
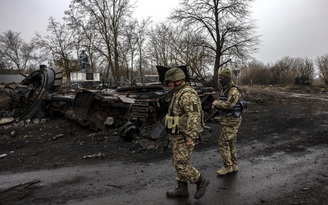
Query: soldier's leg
217 126 234 175
172 140 209 199
219 126 233 167
230 137 238 169
230 118 242 171
167 140 191 197
172 140 200 183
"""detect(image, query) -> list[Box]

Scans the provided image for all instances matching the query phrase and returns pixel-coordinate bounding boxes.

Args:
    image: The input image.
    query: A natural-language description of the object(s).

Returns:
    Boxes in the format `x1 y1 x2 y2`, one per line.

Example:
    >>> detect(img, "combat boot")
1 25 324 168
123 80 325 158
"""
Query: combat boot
217 166 233 175
194 175 210 199
166 181 189 197
232 164 239 172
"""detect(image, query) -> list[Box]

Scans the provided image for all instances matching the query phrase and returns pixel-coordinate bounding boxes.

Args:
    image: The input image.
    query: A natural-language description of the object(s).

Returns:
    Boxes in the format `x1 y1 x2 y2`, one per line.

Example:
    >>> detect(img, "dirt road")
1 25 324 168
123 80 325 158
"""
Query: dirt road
1 86 328 204
1 143 327 205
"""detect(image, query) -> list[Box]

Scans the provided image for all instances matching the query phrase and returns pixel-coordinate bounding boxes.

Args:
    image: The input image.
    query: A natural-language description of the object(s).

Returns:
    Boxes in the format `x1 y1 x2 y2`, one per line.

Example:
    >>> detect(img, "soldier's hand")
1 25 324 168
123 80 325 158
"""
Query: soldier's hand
186 139 195 150
212 100 218 109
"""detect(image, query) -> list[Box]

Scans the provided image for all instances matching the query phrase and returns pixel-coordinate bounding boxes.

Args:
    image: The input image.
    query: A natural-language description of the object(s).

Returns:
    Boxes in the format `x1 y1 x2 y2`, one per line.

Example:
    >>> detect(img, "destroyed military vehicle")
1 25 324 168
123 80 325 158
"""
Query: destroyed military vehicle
0 65 215 141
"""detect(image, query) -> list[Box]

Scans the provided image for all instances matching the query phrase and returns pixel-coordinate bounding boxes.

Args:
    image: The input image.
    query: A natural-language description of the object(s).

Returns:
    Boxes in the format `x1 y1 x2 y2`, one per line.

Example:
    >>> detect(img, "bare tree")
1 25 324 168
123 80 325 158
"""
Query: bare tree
33 17 76 77
147 23 212 78
240 59 270 85
147 23 173 67
316 54 328 85
64 0 134 81
169 0 260 90
0 57 9 71
270 56 295 85
147 23 182 67
0 30 35 76
167 26 212 78
135 18 151 82
121 19 138 80
293 57 314 85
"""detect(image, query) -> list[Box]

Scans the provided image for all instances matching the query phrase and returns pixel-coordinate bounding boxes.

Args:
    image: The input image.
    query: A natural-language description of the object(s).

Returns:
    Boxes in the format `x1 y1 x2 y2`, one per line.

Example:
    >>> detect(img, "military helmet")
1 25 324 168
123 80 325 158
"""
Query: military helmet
219 68 232 79
164 68 186 82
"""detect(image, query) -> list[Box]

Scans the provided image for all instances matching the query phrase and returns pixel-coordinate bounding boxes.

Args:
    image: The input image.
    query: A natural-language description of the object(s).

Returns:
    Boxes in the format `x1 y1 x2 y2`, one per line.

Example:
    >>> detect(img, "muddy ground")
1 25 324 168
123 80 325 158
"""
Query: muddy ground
0 85 327 204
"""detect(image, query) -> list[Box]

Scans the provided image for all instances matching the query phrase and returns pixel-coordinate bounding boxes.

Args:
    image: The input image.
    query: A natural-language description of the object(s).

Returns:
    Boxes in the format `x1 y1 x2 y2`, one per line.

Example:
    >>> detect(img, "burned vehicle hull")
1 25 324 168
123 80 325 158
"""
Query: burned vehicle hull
0 65 64 125
1 65 215 141
64 65 215 140
65 85 170 140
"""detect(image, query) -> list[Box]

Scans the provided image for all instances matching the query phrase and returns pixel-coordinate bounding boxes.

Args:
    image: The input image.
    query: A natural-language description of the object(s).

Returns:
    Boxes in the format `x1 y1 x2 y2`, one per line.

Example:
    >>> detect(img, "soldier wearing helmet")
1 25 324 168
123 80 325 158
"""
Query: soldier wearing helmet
164 67 210 199
212 68 244 175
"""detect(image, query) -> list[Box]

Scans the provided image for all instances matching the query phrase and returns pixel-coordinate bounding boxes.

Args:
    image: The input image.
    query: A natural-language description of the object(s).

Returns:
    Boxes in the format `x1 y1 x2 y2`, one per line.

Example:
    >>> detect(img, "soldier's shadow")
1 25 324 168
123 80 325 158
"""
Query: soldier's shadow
167 196 209 205
217 172 238 195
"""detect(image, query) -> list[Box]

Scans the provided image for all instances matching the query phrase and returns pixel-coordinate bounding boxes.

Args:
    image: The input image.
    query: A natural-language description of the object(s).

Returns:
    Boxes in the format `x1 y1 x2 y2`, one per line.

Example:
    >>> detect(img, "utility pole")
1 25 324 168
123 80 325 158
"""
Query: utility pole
233 64 240 86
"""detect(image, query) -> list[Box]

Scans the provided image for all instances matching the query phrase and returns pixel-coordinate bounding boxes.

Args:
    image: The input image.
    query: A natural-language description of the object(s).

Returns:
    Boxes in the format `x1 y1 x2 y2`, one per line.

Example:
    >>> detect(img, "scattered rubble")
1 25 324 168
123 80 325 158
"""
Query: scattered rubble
1 65 216 143
83 152 105 159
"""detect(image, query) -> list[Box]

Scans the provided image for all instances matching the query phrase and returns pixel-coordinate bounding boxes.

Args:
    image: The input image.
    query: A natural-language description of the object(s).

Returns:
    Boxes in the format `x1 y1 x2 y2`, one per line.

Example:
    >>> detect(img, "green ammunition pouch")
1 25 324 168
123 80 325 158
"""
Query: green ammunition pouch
165 115 180 134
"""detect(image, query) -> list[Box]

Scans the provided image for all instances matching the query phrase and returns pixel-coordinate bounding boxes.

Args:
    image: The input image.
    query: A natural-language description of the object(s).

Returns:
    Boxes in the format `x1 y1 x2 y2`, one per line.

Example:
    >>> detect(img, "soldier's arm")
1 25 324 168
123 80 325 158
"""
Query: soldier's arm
213 87 240 109
180 92 202 140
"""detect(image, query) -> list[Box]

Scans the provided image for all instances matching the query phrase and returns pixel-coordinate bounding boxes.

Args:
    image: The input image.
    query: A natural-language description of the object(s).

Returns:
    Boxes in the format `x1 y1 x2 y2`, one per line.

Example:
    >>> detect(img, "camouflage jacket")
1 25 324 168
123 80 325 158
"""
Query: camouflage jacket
166 83 204 140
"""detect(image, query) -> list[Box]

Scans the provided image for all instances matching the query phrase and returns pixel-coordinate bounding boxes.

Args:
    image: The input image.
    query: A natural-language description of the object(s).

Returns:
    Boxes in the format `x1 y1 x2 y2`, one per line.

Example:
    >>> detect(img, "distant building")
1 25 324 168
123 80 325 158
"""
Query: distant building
0 74 25 83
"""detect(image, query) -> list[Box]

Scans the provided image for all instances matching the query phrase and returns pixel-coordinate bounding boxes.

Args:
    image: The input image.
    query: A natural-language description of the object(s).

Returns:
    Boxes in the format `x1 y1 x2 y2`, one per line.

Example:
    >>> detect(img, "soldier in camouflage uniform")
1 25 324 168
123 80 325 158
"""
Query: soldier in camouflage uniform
212 68 243 176
164 68 210 199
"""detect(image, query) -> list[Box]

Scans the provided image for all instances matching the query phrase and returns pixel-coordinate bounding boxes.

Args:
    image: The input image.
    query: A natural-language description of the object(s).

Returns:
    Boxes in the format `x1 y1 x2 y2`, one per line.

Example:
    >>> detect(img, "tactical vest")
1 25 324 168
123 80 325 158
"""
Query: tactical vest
218 86 244 117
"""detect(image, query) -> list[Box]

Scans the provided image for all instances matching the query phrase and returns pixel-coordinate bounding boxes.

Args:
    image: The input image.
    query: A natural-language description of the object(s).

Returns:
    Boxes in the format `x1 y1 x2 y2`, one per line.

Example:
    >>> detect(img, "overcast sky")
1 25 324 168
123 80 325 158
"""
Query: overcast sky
1 0 328 64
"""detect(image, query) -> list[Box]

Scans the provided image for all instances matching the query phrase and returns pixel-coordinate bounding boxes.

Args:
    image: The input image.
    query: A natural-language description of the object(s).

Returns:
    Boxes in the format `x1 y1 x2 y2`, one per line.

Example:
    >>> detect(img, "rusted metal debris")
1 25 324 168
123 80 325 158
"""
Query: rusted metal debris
83 152 105 159
0 65 215 141
0 65 65 123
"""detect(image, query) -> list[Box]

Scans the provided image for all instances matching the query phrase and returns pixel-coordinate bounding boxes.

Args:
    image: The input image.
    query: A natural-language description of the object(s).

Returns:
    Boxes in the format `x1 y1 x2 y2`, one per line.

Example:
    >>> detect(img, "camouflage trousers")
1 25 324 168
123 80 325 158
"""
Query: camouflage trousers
171 135 200 183
218 116 242 167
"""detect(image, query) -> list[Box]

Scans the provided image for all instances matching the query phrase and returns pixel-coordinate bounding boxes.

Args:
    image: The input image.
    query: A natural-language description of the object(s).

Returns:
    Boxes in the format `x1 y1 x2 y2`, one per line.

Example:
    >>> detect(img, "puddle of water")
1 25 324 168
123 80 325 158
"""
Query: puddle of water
276 91 328 102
